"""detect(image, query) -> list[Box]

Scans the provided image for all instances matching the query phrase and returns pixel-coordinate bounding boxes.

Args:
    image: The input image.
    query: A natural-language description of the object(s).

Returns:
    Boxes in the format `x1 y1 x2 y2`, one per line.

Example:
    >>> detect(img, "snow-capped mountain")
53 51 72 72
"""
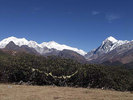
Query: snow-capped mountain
101 36 129 52
85 36 130 61
0 36 87 56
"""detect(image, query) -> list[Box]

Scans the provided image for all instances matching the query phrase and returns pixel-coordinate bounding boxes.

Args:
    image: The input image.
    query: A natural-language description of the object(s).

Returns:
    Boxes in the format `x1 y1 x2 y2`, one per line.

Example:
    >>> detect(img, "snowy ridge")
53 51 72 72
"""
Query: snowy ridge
0 36 87 56
40 41 86 55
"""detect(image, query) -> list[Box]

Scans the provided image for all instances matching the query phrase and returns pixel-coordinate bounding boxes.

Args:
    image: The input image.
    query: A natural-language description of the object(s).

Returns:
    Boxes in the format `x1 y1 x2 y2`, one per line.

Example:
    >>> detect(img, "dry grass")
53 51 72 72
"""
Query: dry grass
0 84 132 100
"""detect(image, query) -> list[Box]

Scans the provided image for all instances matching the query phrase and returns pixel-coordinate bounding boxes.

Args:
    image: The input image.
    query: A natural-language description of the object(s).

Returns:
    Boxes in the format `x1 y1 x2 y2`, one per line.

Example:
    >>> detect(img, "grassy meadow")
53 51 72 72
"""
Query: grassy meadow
0 84 133 100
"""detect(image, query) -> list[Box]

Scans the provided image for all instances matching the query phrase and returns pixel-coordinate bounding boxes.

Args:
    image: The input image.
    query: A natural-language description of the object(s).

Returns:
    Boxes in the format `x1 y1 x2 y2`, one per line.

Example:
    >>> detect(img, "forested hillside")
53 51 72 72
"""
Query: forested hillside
0 50 133 91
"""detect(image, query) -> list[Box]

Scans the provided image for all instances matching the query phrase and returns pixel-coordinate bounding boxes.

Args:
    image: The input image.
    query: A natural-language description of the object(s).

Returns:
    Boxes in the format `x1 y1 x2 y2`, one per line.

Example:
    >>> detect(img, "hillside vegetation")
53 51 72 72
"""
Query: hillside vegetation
0 50 133 91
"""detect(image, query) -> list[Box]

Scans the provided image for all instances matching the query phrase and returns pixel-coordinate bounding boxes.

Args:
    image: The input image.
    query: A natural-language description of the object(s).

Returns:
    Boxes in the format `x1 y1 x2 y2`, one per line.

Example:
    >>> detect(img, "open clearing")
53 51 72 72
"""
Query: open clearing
0 84 133 100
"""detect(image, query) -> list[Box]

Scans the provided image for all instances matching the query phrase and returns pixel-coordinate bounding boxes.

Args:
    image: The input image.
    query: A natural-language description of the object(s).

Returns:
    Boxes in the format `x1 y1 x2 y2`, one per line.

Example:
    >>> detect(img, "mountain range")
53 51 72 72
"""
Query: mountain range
0 36 86 63
1 36 133 66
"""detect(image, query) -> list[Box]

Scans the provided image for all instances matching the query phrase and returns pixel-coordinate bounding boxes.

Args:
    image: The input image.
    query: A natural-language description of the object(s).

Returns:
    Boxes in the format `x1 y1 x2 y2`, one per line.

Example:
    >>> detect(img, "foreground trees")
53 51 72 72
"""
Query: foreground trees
0 51 133 91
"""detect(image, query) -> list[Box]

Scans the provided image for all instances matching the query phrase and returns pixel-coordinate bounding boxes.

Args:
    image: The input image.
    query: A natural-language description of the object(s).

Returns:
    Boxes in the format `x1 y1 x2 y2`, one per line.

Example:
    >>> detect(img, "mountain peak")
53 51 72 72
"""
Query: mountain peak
105 36 118 43
2 36 28 42
7 36 17 39
85 36 131 61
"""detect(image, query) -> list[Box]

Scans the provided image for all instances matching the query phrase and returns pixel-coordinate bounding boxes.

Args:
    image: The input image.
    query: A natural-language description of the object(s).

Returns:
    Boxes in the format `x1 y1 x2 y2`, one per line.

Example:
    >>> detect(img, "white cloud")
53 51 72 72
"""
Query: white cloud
91 10 120 23
92 11 100 15
105 14 120 23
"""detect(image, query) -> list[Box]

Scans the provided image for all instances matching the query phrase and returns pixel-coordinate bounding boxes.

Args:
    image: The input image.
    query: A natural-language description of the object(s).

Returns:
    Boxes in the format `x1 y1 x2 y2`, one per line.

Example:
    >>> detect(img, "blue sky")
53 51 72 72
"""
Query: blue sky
0 0 132 52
